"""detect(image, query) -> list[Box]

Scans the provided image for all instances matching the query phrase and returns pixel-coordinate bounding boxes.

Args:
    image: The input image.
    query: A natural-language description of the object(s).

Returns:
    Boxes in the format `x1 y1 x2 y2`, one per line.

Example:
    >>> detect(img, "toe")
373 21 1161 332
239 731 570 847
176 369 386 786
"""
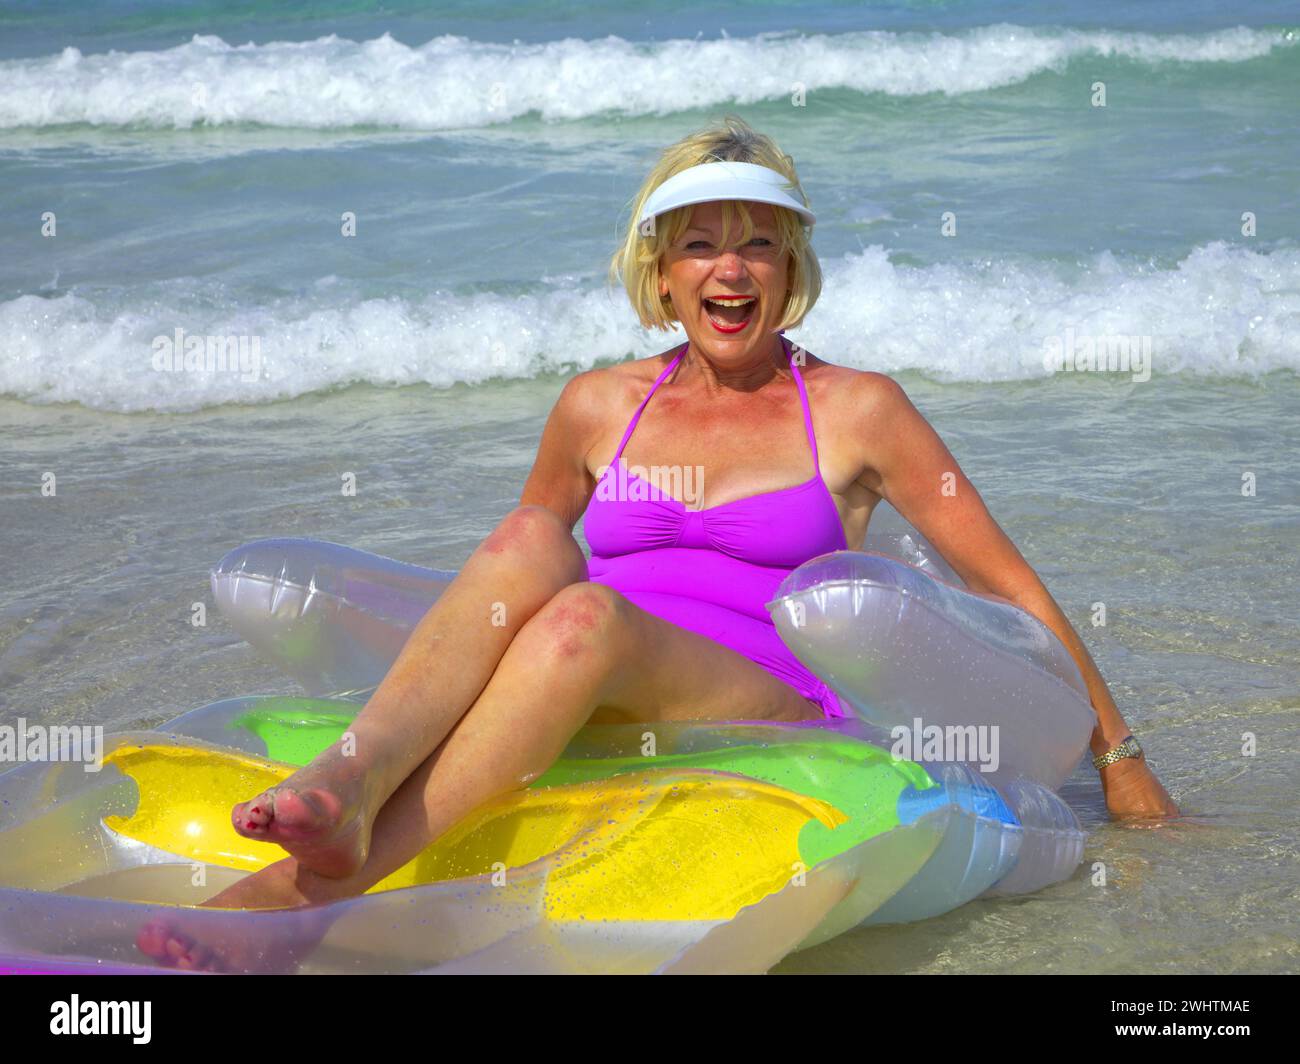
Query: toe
176 943 215 971
163 934 193 966
136 921 170 959
232 792 275 834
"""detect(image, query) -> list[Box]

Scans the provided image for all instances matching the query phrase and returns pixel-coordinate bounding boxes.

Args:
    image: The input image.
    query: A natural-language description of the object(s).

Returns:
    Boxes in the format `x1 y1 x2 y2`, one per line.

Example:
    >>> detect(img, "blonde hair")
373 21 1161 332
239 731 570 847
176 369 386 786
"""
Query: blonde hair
608 115 822 333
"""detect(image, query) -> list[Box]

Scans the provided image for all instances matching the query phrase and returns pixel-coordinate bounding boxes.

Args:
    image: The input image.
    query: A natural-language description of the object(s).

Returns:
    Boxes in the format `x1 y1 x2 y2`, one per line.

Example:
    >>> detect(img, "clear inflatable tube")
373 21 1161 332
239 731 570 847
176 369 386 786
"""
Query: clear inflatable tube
0 516 1091 973
209 537 458 697
770 551 1096 790
0 717 1077 972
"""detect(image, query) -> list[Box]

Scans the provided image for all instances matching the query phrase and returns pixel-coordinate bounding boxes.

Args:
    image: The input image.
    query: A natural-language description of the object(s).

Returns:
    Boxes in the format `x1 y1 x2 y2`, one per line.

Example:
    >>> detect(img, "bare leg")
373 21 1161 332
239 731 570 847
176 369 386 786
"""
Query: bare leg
139 582 821 970
230 505 586 876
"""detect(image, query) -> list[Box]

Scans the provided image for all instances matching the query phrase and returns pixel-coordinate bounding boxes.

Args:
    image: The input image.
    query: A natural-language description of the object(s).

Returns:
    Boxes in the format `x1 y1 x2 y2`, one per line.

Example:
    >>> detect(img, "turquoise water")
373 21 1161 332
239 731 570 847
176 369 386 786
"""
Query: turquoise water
0 1 1297 973
1 1 1297 406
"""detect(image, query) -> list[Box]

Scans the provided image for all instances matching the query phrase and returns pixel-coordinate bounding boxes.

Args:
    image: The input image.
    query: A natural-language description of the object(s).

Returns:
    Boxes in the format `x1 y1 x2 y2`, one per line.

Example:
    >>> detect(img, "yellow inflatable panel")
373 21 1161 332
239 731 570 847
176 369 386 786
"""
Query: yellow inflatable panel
103 744 848 921
104 744 291 872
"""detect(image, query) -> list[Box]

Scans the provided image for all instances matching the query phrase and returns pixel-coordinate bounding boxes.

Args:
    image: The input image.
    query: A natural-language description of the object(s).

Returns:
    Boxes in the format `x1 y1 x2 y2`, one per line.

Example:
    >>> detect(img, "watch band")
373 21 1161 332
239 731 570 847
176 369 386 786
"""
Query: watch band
1093 734 1143 769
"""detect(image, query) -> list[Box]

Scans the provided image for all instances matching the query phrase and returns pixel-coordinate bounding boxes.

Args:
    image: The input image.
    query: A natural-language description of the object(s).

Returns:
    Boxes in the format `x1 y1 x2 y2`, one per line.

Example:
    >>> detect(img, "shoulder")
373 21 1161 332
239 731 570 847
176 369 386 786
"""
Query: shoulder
547 347 681 439
798 354 932 483
558 348 679 411
796 350 912 422
796 350 939 493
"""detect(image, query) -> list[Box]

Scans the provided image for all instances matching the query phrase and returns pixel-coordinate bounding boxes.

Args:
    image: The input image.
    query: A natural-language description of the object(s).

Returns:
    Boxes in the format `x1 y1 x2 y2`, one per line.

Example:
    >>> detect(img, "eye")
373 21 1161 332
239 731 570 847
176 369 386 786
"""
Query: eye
685 237 774 250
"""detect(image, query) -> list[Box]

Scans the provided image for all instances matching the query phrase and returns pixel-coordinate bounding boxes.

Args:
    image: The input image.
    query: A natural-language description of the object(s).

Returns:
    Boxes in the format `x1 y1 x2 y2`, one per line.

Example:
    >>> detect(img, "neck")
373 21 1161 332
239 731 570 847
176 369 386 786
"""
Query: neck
679 334 789 393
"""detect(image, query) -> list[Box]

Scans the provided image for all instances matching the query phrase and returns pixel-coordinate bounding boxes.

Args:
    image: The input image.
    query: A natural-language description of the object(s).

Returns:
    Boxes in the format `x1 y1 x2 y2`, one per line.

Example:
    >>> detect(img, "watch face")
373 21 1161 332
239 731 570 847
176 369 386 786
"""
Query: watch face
1095 737 1142 767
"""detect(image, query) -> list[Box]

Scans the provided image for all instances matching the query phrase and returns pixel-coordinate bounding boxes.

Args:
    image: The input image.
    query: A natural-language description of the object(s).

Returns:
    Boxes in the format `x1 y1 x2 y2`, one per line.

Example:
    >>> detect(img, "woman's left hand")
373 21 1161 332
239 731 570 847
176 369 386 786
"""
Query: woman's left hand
1099 756 1180 819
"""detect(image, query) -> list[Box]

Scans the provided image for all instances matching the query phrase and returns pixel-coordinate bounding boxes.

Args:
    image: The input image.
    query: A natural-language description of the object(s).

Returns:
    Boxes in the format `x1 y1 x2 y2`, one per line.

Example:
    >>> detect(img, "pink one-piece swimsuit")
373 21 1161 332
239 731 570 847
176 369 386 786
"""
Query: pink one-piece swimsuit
583 332 849 719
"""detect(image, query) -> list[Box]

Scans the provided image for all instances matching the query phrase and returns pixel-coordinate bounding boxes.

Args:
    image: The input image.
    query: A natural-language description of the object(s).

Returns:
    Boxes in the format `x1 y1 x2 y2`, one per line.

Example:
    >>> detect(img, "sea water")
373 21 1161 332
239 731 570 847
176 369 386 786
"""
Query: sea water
1 0 1297 974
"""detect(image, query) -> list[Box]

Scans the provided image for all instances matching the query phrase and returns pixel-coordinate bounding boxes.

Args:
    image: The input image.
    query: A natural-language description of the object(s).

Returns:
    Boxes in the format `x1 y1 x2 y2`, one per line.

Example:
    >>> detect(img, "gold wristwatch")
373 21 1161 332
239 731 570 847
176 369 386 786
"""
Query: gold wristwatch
1093 734 1143 769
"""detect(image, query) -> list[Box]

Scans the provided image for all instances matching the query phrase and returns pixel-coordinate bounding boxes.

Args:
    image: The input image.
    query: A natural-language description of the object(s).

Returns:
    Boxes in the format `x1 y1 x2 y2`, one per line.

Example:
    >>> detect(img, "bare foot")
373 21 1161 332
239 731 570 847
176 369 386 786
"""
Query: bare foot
231 749 373 877
136 861 335 973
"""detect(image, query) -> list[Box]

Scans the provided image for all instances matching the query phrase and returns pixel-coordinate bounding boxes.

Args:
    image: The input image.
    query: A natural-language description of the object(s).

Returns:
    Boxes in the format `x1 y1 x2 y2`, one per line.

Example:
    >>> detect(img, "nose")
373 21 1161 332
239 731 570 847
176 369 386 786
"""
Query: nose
713 248 747 278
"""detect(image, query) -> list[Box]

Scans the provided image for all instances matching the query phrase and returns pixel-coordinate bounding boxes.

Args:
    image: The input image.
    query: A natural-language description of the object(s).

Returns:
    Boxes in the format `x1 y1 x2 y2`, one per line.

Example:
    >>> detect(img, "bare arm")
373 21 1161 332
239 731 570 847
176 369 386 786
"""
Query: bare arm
853 374 1178 818
518 370 607 530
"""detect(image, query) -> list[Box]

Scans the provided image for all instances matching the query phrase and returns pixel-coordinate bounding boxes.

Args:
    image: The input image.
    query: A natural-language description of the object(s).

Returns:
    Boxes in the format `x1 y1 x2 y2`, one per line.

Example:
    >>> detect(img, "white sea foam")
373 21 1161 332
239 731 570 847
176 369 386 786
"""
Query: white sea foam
0 25 1293 130
2 242 1295 412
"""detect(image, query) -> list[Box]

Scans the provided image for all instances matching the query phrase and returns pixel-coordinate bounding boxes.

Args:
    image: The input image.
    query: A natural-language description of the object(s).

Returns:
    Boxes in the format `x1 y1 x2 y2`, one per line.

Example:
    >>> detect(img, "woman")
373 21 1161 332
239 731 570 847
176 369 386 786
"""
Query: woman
140 117 1176 970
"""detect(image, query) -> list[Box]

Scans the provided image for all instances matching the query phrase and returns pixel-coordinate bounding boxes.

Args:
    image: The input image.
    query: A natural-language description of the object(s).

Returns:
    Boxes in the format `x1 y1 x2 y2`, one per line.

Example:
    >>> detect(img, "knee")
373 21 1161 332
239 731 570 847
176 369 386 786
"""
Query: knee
480 505 586 581
528 582 630 670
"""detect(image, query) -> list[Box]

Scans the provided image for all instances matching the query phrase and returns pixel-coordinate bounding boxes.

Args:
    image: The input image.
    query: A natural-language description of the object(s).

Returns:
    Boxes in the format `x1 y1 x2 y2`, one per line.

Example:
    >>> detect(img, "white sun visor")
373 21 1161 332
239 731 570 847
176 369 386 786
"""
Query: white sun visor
636 161 816 238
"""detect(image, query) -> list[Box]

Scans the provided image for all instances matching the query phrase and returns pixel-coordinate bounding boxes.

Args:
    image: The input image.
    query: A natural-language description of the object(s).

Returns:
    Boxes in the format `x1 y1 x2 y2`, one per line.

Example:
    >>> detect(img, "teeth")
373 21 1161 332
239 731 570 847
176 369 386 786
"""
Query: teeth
705 297 755 305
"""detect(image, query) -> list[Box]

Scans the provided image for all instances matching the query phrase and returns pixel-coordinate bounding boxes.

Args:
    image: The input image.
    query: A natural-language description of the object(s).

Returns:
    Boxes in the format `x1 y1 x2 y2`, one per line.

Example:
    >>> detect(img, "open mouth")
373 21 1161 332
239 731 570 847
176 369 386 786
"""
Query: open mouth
703 296 756 333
